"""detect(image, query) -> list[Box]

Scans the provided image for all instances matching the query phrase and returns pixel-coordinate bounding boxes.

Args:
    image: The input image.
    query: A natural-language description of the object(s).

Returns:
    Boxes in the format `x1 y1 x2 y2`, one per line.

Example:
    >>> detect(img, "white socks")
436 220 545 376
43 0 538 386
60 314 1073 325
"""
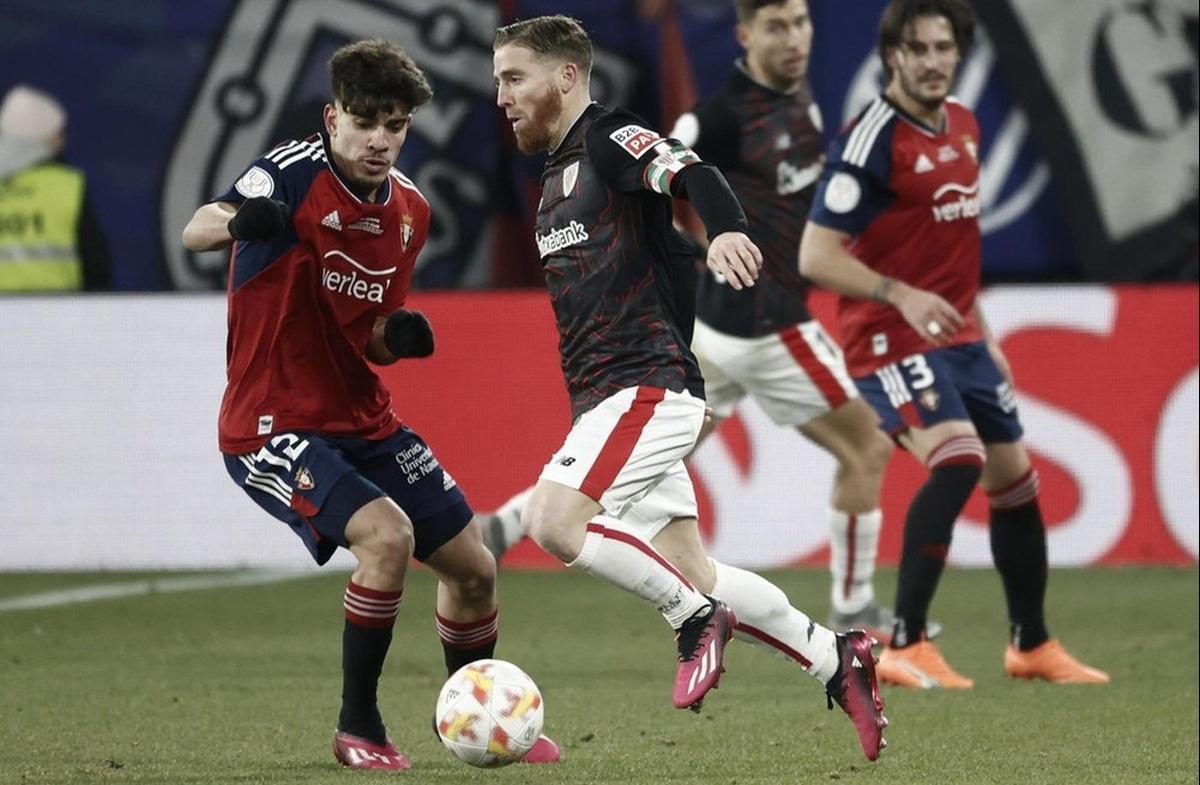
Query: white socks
568 517 710 629
488 486 534 555
828 509 882 615
711 560 838 684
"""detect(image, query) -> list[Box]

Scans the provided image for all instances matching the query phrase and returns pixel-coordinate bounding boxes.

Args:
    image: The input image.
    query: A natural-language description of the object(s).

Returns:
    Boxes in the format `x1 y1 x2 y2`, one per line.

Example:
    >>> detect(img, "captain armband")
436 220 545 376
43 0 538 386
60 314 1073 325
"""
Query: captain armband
643 139 702 195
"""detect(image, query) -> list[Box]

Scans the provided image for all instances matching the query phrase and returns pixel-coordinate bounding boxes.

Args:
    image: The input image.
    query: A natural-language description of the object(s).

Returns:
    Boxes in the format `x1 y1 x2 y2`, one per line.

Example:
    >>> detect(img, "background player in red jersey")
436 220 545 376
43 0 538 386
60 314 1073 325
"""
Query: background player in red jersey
800 0 1108 688
494 15 887 761
667 0 928 643
182 39 558 768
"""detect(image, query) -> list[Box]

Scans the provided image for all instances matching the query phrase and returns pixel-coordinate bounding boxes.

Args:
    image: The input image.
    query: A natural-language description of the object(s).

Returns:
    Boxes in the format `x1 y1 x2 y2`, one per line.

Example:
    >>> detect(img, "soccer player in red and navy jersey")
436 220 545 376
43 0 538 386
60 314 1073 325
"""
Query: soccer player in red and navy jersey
182 39 558 768
801 0 1108 688
494 15 887 761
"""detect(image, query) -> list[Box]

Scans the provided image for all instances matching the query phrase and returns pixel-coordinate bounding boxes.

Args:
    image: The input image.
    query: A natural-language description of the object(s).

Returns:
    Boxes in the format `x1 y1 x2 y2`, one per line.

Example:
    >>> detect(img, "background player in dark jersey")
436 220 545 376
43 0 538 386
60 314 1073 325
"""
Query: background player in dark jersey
182 39 558 768
669 0 912 643
494 15 888 761
800 0 1108 688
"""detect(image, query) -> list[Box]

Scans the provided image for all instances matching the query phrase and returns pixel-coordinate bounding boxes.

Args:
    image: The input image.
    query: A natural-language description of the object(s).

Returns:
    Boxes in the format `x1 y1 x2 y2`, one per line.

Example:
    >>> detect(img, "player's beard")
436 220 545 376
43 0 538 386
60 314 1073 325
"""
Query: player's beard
898 68 951 111
514 85 563 154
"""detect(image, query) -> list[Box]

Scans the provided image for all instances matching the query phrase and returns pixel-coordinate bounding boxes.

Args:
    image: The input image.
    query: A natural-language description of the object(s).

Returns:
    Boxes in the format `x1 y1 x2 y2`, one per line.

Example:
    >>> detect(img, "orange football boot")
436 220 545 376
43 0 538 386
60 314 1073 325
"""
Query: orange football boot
876 639 974 689
1004 639 1110 684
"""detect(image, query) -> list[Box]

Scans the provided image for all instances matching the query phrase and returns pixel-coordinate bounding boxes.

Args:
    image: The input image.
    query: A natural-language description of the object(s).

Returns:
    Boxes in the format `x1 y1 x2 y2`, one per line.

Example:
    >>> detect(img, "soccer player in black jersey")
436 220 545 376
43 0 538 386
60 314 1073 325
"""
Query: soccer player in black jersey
669 0 909 644
492 14 887 761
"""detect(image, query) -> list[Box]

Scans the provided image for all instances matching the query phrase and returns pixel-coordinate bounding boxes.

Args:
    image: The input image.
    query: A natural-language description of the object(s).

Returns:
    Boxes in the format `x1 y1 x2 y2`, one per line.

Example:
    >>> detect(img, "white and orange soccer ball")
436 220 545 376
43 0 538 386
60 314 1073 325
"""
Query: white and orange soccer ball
435 658 545 767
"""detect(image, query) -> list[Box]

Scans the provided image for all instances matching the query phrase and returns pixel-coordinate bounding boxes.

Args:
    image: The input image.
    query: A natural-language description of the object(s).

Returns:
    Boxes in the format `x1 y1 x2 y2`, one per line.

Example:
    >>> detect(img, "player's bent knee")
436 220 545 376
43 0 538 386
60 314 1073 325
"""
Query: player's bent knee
449 564 496 605
365 518 415 574
839 428 892 478
864 429 894 472
525 514 575 562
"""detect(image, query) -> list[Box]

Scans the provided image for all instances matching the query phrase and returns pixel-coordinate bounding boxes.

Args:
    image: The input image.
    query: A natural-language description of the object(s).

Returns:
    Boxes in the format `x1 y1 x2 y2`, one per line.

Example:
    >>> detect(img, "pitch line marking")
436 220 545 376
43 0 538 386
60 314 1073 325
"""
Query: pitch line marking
0 569 317 613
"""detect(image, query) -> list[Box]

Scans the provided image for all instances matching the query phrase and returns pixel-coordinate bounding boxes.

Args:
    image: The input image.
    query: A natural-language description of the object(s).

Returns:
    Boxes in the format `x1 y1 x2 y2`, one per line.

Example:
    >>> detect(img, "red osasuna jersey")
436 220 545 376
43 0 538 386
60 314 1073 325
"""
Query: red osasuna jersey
809 96 984 376
214 133 429 453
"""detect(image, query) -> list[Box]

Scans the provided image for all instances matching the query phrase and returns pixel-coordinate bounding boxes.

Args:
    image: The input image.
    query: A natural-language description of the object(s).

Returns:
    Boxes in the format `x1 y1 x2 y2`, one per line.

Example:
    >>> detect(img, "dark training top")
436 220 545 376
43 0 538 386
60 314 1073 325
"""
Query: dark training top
687 65 824 337
534 103 711 420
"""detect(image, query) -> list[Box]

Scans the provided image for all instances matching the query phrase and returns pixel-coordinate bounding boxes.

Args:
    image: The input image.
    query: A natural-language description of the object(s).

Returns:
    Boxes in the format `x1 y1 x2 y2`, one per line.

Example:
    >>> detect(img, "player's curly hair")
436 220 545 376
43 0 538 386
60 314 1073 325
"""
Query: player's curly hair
493 15 593 78
878 0 975 78
329 38 433 118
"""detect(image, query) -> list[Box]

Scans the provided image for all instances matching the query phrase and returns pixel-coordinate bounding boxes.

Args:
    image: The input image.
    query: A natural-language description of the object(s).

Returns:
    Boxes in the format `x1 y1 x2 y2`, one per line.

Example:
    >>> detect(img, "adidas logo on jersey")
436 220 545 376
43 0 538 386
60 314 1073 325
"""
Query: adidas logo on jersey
914 154 935 174
321 210 342 231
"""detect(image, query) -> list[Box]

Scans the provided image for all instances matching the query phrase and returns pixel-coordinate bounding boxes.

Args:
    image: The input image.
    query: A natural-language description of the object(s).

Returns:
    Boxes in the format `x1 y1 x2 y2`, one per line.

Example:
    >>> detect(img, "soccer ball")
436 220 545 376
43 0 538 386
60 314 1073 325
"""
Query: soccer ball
435 658 545 767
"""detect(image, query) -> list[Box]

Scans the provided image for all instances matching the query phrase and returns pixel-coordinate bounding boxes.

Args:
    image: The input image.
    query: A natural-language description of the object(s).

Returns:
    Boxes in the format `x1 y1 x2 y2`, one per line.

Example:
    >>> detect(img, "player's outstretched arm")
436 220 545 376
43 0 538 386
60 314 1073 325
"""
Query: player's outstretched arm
181 202 238 252
671 164 761 289
182 197 291 252
366 309 435 365
799 222 962 346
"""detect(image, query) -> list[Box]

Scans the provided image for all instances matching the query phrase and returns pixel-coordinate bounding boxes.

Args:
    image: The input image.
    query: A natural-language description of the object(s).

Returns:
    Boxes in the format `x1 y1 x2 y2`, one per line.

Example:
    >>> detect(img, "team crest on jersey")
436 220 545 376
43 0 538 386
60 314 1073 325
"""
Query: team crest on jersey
562 161 580 198
919 388 941 411
609 124 662 159
295 467 315 491
963 135 978 162
400 214 414 251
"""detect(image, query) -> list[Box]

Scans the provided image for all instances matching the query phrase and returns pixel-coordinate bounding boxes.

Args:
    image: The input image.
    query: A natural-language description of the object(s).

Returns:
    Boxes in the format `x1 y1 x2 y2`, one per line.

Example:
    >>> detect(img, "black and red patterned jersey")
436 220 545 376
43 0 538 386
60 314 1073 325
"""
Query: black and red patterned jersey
809 96 985 376
674 63 824 337
535 103 705 420
213 133 427 453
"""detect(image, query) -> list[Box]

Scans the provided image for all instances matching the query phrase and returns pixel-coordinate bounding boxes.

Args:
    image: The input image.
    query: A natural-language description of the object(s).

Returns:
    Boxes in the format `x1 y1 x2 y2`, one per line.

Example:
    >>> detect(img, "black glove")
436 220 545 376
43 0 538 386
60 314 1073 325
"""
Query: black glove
384 309 435 358
228 197 291 241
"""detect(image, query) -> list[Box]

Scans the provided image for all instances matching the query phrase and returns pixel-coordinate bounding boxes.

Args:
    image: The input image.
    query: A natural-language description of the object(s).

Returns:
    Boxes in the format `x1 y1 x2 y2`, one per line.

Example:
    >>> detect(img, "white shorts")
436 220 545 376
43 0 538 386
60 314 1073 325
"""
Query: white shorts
692 318 859 427
619 461 696 539
539 386 703 531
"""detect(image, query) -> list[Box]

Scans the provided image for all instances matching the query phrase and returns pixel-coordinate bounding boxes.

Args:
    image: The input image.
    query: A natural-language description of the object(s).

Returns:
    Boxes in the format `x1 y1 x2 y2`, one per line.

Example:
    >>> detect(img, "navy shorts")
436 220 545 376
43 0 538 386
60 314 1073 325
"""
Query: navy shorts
223 426 472 565
854 340 1024 444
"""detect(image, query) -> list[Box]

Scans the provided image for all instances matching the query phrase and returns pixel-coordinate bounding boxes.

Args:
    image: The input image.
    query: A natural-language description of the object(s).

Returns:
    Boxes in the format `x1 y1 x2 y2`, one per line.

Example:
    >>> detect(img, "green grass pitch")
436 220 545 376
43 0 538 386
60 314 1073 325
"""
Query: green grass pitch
1 567 1196 784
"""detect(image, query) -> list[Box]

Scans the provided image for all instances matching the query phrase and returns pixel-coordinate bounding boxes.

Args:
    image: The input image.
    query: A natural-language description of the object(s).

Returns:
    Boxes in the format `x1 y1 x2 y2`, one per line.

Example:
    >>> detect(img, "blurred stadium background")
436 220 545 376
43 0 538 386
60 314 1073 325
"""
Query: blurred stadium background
0 0 1194 572
0 2 1196 783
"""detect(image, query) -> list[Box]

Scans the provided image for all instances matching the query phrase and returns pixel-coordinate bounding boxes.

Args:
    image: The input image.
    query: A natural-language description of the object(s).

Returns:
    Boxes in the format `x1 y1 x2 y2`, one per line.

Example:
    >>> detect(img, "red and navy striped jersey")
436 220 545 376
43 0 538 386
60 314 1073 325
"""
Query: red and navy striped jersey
536 103 705 420
678 64 822 336
809 96 984 376
214 133 429 453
